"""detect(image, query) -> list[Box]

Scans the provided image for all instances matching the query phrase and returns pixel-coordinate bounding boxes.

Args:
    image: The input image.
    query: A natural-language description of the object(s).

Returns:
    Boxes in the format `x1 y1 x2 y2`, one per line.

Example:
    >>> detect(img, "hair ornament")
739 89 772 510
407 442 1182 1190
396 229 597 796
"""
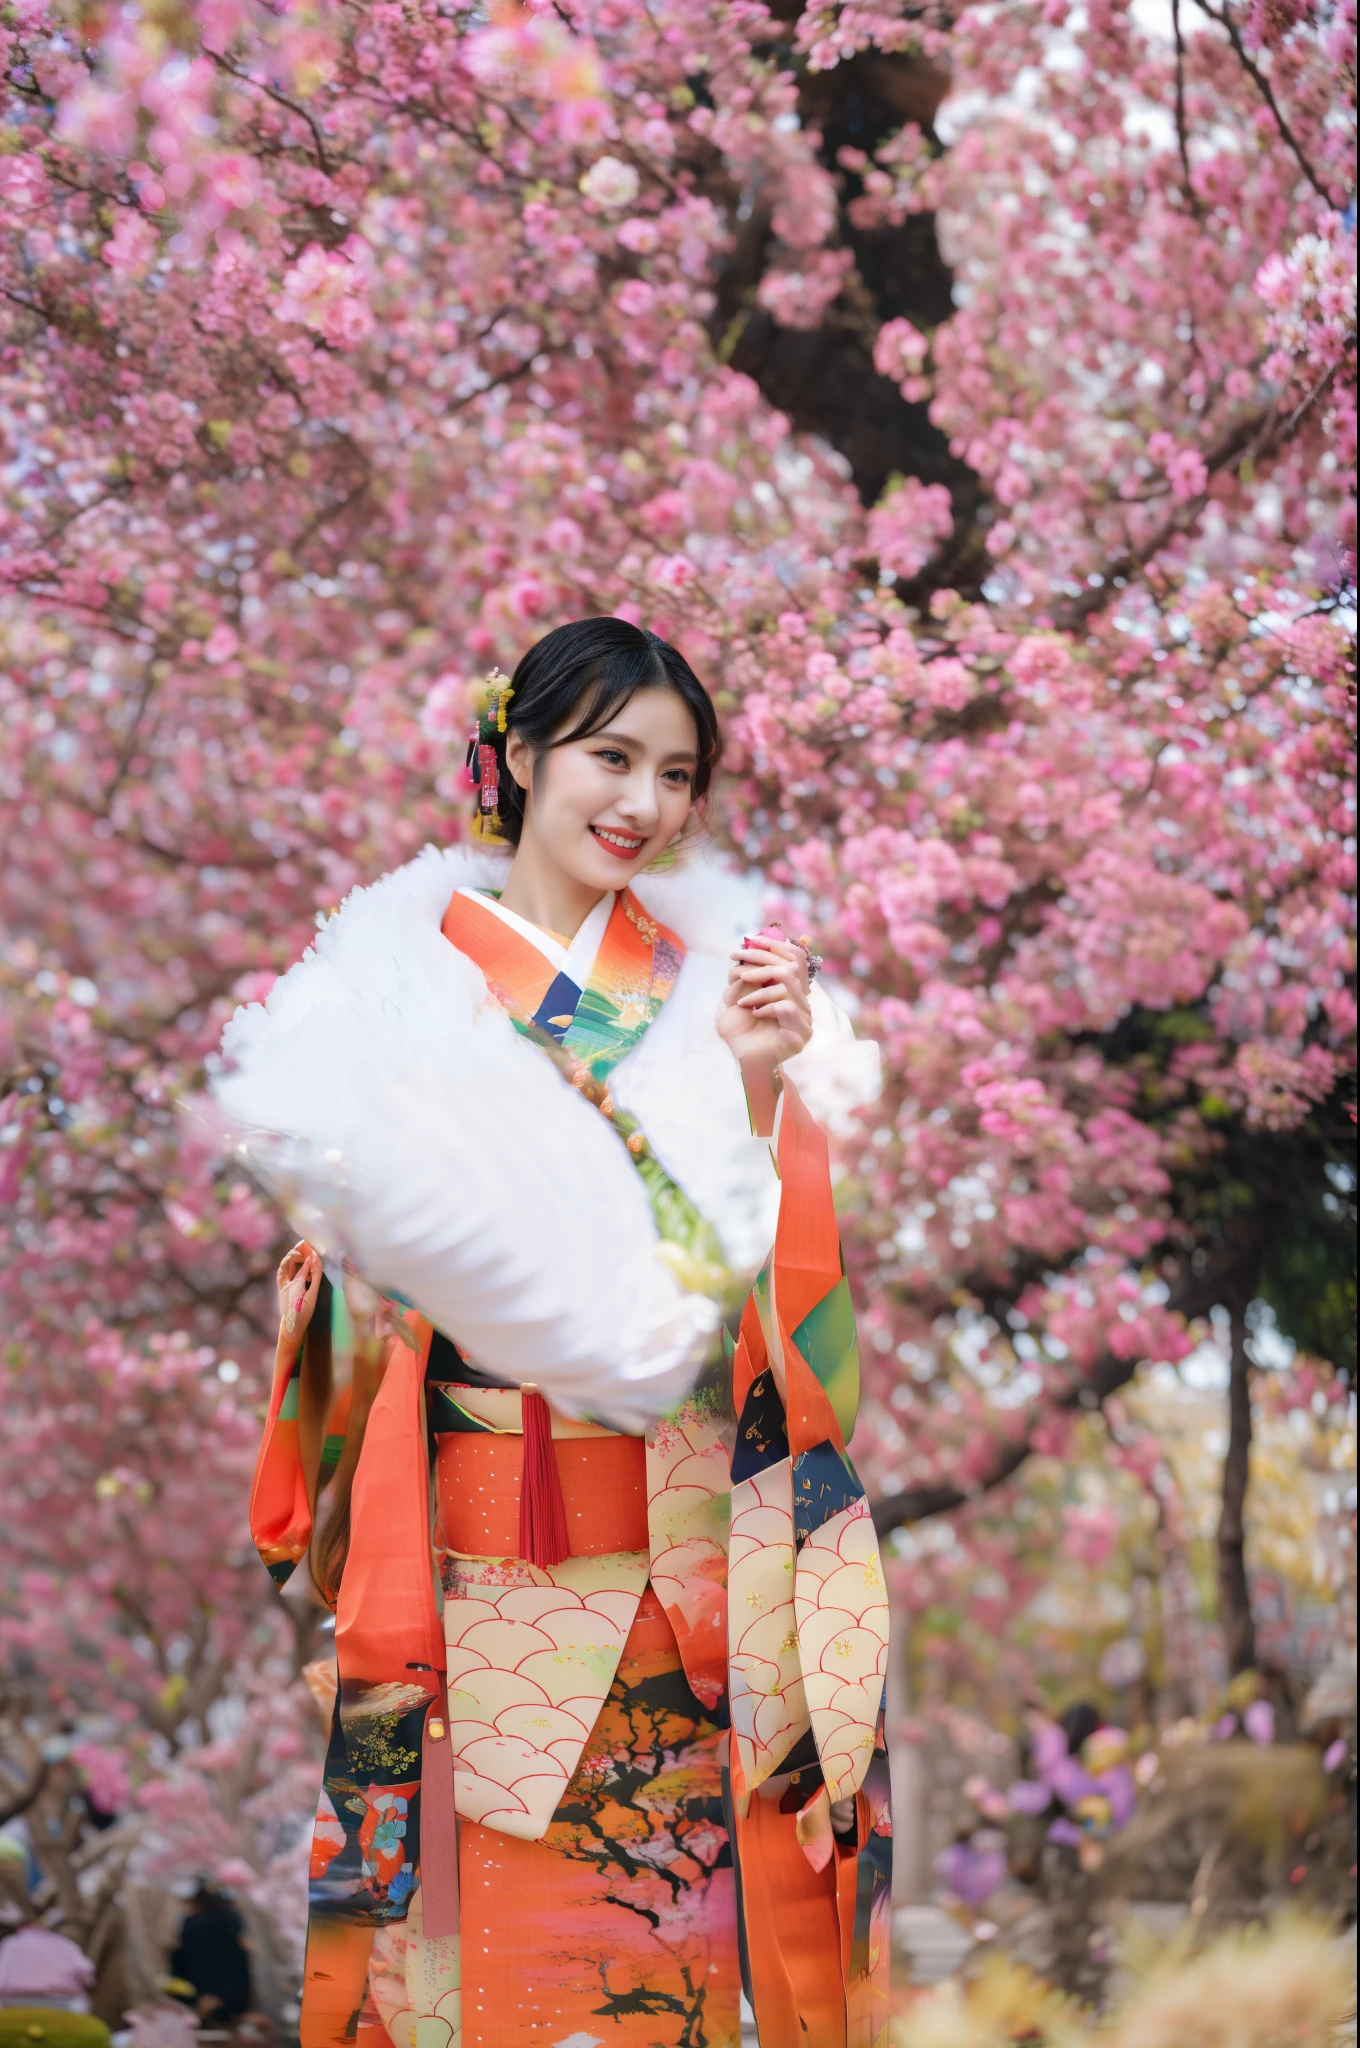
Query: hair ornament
466 666 514 840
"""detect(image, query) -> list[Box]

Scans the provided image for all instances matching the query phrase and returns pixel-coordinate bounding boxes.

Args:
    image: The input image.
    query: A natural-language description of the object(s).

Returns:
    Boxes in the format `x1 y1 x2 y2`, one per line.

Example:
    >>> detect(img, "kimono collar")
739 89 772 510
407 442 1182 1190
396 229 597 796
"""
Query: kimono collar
441 884 685 1082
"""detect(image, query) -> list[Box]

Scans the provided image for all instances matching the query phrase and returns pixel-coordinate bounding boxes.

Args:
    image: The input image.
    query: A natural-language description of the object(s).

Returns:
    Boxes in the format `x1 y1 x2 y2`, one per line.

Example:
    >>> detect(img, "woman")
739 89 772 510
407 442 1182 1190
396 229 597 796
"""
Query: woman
215 619 890 2048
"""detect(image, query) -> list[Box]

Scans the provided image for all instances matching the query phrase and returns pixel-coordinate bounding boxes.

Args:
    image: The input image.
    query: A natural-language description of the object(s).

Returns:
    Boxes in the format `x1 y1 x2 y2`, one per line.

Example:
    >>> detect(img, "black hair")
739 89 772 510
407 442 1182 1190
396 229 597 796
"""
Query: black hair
485 617 720 847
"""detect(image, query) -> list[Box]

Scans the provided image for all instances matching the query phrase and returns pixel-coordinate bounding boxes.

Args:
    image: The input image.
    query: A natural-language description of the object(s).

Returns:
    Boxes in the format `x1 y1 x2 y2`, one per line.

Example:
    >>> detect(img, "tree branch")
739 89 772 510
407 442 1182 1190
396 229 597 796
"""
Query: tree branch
208 52 333 174
1055 363 1338 630
871 1343 1139 1536
1194 0 1336 204
1171 0 1207 220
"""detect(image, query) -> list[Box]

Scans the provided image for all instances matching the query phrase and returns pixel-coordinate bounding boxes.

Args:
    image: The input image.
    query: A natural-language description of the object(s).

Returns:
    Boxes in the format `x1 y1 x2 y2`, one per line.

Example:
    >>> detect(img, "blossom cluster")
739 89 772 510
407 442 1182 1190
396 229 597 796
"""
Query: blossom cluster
0 0 1353 1885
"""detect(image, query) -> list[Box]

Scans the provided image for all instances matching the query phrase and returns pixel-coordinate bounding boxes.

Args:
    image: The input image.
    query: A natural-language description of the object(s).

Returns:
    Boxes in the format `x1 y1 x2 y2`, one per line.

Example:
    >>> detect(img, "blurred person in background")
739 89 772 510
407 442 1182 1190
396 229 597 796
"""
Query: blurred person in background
0 1915 95 2013
168 1884 251 2029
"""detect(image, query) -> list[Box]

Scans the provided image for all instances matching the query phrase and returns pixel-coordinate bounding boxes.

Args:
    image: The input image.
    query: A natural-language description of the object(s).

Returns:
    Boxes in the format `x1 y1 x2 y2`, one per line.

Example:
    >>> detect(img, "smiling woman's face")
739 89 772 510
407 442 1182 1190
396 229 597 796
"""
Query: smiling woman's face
505 684 700 898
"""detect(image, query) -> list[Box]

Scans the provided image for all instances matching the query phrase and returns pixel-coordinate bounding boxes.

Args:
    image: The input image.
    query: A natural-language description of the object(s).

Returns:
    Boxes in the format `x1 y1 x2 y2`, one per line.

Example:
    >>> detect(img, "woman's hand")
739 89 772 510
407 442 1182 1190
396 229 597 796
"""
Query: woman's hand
716 933 814 1071
277 1241 323 1337
830 1794 857 1840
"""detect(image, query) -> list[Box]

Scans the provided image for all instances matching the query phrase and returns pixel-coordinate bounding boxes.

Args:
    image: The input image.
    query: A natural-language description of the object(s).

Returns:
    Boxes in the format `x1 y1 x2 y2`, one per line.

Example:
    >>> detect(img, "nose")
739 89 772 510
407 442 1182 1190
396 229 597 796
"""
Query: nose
614 767 661 832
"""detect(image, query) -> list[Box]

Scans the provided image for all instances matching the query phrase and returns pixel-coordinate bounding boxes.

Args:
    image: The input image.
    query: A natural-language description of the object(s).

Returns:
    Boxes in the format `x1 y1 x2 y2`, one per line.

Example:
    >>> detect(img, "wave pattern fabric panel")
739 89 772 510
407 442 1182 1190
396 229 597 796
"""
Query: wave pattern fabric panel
439 1549 649 1841
727 1460 810 1796
367 1889 460 2048
645 1390 732 1712
793 1499 890 1804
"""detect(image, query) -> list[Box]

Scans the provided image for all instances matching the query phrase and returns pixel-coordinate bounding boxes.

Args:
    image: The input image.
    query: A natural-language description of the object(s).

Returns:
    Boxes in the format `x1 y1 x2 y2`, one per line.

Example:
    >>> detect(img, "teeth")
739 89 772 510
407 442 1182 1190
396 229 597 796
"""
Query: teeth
594 828 643 848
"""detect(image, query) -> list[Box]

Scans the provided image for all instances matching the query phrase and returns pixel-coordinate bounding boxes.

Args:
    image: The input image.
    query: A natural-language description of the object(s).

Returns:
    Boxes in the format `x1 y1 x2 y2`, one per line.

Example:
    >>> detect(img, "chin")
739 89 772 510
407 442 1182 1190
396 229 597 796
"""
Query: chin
578 835 655 882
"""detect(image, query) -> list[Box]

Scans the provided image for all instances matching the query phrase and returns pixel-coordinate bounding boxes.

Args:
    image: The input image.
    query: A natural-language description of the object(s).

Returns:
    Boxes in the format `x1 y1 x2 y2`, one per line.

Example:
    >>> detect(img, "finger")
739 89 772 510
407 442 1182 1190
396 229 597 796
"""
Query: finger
737 976 802 1007
735 961 800 988
733 970 790 993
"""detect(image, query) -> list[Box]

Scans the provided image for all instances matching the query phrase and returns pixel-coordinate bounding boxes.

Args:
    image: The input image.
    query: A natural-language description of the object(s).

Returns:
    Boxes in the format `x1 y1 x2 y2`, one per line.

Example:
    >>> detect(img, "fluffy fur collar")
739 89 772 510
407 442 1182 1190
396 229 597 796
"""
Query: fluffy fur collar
211 842 877 1428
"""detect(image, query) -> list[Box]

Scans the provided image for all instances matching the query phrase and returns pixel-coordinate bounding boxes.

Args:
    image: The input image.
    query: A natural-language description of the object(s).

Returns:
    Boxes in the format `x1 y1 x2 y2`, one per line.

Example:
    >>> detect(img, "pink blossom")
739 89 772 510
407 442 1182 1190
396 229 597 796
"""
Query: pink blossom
73 1742 132 1815
202 624 240 665
0 0 1351 1805
101 210 158 277
0 153 48 210
615 278 656 318
756 249 853 330
206 152 260 212
618 216 661 254
1148 432 1209 503
275 243 375 350
1244 1699 1276 1744
873 316 928 386
579 156 639 210
646 552 698 592
866 477 954 581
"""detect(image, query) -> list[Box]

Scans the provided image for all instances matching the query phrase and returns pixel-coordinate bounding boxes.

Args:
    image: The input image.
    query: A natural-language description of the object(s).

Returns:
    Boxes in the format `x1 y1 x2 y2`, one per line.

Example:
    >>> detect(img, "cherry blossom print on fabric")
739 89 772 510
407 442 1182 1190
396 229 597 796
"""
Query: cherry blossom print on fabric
395 1593 740 2047
439 1549 650 1841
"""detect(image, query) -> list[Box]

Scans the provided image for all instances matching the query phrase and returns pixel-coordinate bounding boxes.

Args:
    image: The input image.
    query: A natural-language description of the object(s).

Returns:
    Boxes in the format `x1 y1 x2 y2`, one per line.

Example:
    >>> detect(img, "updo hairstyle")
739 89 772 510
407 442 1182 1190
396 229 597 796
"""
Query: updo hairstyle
485 617 721 846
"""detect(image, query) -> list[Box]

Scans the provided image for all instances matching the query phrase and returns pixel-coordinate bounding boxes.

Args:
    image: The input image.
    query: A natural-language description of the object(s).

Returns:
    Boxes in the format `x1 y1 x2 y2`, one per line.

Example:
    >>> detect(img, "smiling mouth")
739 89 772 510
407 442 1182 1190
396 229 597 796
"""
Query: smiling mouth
590 825 647 860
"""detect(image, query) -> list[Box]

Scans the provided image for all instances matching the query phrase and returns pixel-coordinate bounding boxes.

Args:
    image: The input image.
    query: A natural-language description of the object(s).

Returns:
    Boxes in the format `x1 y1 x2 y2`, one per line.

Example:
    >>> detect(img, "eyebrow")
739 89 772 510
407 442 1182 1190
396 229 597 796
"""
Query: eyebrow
591 725 699 764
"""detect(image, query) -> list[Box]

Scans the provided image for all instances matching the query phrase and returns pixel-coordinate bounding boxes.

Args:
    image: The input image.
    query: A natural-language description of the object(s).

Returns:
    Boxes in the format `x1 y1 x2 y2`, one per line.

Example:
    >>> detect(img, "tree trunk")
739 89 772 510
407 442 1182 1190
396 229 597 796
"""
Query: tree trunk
1216 1301 1257 1675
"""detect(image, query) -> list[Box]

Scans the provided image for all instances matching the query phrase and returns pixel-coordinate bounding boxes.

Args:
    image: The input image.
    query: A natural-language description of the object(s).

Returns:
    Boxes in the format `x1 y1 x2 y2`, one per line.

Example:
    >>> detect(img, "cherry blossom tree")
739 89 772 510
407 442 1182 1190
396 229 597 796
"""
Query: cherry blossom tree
1 0 1354 1952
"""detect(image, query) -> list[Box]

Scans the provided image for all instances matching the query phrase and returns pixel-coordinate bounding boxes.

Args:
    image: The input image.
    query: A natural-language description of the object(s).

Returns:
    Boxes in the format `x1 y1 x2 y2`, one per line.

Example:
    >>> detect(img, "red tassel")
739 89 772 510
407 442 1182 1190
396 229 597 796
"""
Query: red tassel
519 1386 569 1570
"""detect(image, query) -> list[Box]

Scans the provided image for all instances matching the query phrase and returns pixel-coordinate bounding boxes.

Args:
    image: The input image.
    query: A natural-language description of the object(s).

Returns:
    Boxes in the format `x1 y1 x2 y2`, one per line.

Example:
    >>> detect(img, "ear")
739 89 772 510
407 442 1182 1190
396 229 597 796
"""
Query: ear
504 728 533 792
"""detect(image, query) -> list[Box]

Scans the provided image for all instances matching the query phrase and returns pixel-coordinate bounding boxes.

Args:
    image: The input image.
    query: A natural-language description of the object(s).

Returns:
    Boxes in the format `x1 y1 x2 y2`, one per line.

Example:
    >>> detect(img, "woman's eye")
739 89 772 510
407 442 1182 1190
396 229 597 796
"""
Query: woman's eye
596 748 627 767
663 769 693 787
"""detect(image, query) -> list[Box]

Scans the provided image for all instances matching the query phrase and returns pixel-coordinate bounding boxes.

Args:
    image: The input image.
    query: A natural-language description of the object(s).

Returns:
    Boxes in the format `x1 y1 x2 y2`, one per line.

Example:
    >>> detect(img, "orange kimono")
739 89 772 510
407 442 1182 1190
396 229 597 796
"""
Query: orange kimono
239 866 891 2048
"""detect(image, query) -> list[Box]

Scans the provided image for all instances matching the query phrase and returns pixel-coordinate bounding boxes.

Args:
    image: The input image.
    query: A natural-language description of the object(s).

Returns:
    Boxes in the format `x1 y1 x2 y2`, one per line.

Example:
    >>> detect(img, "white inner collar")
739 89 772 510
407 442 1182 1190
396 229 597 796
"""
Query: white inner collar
457 888 614 986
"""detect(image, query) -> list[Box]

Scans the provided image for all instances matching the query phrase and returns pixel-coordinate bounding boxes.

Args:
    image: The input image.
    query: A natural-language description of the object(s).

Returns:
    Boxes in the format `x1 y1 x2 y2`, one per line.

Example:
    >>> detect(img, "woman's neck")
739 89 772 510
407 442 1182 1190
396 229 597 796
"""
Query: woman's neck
496 836 608 942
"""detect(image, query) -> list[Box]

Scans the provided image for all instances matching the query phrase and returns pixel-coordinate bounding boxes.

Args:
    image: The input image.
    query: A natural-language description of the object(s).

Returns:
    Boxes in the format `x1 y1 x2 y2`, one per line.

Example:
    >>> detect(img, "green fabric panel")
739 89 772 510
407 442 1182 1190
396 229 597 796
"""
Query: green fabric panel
752 1261 777 1376
791 1273 860 1442
564 981 633 1070
279 1377 300 1421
